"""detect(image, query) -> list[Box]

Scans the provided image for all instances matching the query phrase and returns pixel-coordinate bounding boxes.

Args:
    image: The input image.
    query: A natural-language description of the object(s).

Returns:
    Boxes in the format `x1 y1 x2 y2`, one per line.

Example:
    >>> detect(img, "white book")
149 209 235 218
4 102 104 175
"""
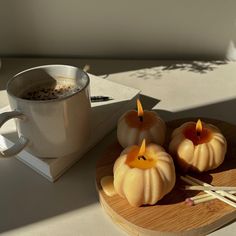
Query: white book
0 74 140 182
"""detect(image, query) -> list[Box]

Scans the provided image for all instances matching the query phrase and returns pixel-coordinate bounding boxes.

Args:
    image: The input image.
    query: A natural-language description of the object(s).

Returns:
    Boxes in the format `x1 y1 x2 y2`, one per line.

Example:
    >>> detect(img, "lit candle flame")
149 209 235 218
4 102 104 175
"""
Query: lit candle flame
137 99 144 121
196 119 202 136
138 139 146 157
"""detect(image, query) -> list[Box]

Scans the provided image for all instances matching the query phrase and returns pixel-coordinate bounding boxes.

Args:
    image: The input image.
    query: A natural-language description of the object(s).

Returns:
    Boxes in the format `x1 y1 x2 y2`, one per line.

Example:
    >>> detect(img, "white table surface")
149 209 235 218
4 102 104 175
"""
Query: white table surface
0 58 236 236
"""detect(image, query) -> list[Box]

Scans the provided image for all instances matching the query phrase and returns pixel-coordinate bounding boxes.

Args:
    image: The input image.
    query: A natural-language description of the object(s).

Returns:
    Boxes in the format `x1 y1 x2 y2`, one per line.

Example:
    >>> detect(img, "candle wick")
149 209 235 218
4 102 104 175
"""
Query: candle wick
138 155 146 161
138 116 143 122
197 131 201 137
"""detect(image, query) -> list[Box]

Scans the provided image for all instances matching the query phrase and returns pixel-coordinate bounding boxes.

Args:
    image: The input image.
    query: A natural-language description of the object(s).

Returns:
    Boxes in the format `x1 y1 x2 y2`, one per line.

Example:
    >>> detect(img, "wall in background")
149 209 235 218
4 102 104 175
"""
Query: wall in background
0 0 236 60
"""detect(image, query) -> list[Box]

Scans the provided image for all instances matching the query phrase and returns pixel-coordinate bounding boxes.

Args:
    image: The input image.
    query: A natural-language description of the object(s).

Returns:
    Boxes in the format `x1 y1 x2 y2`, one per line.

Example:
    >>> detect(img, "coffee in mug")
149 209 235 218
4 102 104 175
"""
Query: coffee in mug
20 77 81 101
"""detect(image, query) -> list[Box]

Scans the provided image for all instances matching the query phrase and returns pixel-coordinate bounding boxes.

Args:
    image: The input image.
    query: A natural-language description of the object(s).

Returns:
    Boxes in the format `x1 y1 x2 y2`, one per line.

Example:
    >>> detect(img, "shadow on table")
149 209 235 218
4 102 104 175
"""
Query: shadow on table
154 98 236 126
0 59 229 91
127 61 228 80
100 60 229 81
0 129 106 233
139 94 160 109
1 95 236 233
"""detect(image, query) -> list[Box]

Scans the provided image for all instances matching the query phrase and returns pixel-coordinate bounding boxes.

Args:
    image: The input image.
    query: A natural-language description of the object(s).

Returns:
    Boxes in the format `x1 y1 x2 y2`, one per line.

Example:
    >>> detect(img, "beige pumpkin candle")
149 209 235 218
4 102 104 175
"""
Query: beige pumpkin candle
113 139 176 207
169 119 227 172
117 99 166 148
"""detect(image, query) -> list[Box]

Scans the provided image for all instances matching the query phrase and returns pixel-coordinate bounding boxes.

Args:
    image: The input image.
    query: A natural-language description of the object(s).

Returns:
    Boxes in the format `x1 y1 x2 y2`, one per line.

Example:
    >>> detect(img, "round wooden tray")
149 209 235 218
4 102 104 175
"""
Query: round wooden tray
95 118 236 236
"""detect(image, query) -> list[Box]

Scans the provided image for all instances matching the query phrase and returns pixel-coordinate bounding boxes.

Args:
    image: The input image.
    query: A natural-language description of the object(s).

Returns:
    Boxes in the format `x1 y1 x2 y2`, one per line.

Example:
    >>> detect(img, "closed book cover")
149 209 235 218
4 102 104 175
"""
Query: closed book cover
0 74 140 182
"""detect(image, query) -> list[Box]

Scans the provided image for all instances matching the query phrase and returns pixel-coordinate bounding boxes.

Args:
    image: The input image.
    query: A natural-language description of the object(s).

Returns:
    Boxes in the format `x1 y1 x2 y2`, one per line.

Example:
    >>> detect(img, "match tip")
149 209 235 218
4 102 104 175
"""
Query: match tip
185 198 194 206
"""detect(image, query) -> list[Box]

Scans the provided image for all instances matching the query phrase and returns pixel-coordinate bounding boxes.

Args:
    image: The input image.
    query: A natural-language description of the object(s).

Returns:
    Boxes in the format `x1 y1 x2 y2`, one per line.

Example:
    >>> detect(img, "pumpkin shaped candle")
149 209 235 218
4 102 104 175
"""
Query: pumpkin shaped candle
169 119 227 172
117 99 166 148
113 139 176 207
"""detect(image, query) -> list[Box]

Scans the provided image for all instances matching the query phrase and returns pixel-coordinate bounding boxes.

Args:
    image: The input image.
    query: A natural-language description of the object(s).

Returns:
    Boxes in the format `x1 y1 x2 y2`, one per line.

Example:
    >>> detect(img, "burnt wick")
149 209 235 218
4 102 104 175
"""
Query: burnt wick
138 116 143 122
138 156 146 161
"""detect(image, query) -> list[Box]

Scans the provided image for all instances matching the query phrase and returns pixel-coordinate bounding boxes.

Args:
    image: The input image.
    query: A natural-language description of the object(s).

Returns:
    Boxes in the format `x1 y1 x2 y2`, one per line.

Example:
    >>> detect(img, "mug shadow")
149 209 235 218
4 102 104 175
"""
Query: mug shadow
0 98 131 233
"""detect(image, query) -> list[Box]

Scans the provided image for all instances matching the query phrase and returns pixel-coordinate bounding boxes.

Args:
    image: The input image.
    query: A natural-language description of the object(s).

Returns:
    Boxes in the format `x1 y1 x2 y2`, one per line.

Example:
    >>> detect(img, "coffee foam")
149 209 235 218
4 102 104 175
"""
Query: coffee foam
21 83 80 101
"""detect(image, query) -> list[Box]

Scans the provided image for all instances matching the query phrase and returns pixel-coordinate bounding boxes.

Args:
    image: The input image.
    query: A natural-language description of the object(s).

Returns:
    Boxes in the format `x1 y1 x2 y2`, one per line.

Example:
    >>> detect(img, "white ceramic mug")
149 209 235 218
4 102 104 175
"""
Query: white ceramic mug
0 65 91 158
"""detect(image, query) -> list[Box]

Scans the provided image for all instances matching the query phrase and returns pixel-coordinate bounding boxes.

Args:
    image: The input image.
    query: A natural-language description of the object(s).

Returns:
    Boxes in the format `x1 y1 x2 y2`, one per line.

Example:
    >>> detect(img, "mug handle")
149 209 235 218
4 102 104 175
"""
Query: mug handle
0 110 29 158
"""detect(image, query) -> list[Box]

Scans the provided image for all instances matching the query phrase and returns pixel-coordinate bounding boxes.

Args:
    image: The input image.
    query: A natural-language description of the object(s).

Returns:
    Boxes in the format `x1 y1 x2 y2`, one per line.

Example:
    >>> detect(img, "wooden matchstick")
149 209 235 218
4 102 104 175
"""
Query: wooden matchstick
185 185 236 191
185 195 215 206
187 190 236 205
193 195 216 205
190 190 236 201
186 175 236 203
181 176 236 208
